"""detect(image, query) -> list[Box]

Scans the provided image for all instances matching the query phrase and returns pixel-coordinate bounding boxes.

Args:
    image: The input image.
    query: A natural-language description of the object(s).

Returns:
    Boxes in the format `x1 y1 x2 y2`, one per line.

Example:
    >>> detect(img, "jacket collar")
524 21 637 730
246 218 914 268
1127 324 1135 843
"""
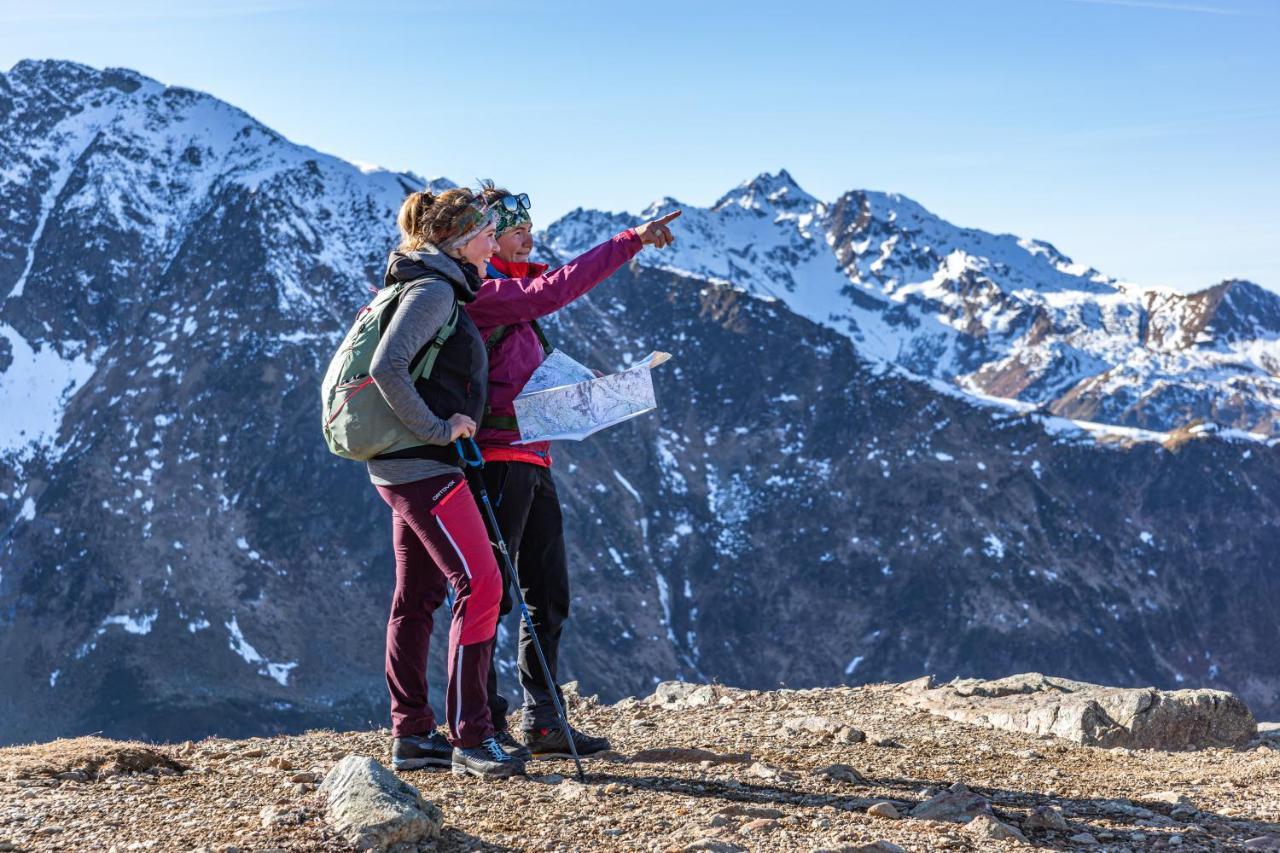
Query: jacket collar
385 243 483 302
487 255 549 280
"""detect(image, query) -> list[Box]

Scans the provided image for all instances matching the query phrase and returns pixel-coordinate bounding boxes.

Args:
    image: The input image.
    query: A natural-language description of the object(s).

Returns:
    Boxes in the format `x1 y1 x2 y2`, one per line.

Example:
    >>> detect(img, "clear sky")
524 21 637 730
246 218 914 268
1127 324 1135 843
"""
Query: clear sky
2 0 1277 292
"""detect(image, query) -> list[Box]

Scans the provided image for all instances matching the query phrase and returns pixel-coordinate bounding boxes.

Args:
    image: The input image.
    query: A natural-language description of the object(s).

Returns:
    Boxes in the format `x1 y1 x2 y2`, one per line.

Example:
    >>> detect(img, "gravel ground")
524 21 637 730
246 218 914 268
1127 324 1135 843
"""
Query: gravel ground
2 682 1277 852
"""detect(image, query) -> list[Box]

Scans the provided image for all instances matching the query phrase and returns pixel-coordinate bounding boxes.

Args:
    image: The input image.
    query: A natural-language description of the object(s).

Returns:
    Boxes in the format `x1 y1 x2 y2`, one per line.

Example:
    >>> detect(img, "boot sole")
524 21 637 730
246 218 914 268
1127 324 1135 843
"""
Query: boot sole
392 756 452 770
451 762 522 779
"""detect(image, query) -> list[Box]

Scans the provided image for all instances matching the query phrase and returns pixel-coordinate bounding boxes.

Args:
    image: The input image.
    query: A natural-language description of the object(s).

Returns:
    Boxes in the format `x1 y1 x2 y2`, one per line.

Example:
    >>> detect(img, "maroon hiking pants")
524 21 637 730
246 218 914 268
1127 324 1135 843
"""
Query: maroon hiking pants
375 474 502 747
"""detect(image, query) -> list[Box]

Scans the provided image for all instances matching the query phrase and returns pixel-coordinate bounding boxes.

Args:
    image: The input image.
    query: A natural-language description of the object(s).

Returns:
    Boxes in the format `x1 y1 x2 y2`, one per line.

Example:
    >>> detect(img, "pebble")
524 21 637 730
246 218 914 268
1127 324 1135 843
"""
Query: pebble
1069 832 1099 845
1024 804 1069 830
812 763 866 783
289 771 319 783
867 802 900 819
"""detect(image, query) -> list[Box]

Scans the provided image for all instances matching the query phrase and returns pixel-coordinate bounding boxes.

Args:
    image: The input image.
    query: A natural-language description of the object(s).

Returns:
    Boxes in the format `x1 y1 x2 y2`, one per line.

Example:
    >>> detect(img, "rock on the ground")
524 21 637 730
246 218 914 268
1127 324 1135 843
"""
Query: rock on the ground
964 814 1029 844
318 755 442 850
909 782 993 823
896 673 1257 749
814 763 866 783
1024 804 1069 830
867 802 900 819
648 681 725 710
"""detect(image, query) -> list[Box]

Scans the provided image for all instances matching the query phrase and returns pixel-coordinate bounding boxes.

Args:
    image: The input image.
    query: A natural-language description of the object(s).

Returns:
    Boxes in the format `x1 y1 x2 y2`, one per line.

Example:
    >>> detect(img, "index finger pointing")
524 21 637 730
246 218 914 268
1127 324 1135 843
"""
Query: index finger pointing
655 210 682 225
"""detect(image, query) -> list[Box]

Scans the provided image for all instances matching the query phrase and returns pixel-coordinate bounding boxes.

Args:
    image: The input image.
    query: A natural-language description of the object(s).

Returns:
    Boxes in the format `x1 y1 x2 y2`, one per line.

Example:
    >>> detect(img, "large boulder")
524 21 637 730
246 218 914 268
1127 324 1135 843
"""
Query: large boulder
895 674 1257 750
319 755 443 850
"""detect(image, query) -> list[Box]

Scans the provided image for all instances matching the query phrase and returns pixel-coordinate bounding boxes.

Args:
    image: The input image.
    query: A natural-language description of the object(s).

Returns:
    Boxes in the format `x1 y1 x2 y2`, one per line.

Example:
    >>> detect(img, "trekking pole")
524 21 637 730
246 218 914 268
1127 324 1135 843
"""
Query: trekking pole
456 437 586 783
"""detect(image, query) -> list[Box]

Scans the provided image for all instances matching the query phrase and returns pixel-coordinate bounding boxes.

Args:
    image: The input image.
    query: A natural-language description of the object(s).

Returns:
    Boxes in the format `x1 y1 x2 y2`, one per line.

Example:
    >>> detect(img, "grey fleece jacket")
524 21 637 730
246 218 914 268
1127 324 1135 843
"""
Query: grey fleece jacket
366 247 476 486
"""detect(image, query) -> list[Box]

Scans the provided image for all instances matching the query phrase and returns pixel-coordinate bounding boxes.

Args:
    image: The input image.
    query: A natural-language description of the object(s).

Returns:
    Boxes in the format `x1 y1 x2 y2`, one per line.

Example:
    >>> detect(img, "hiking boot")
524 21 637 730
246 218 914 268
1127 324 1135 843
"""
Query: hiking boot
451 737 526 779
523 725 611 759
492 728 532 761
391 731 452 770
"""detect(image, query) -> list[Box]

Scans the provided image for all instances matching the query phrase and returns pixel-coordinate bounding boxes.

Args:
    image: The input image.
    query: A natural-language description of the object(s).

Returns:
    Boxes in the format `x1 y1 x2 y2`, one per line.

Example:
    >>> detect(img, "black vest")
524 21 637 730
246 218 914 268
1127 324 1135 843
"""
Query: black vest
373 277 488 464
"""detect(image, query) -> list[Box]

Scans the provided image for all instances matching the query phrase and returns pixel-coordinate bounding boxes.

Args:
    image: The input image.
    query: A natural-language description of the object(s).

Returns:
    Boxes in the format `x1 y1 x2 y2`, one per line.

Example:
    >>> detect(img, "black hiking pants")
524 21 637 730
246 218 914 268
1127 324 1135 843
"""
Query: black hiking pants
469 461 570 732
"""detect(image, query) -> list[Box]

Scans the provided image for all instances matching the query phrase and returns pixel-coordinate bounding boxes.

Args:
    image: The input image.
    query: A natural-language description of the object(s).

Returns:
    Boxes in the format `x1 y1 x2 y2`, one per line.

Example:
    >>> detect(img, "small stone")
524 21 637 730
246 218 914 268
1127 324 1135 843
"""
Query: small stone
963 815 1029 844
782 715 840 736
259 805 305 828
1015 749 1044 759
630 747 749 765
270 756 294 770
38 825 66 835
680 840 746 853
836 726 866 743
868 802 900 819
708 815 731 828
715 805 784 820
558 780 588 800
845 843 906 853
739 818 780 834
1244 836 1280 851
1069 832 1099 845
1024 804 1069 830
289 771 319 783
869 735 902 748
1170 835 1184 846
747 761 780 780
539 773 565 785
910 784 992 823
240 748 265 758
813 763 866 783
1147 790 1195 808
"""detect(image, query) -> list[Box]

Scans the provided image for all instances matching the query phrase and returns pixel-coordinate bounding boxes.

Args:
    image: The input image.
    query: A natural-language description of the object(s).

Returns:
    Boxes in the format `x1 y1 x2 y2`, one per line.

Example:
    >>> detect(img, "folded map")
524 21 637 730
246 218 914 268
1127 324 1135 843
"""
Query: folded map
512 350 672 444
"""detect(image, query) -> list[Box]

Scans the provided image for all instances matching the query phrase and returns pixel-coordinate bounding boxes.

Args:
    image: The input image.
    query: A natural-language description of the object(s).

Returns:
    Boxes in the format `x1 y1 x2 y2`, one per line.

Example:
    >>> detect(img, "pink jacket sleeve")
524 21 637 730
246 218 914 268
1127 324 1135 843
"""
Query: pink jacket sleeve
466 230 643 328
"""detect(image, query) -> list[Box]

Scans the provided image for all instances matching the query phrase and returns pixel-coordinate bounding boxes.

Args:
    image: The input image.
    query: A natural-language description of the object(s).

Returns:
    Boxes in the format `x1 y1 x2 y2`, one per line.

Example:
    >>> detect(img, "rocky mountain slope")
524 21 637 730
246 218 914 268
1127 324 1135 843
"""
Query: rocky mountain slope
545 171 1280 437
2 679 1278 851
1 60 1278 746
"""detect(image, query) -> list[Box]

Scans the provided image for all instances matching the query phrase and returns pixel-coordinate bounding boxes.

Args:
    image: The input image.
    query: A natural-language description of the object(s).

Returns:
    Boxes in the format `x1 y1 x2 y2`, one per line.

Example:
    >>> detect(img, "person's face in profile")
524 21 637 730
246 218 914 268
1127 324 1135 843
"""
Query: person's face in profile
497 224 534 264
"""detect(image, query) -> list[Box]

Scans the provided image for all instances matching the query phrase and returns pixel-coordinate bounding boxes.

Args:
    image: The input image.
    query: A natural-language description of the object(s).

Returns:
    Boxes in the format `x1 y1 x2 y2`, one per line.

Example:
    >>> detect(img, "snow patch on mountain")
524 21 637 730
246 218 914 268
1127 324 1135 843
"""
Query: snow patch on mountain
0 325 96 459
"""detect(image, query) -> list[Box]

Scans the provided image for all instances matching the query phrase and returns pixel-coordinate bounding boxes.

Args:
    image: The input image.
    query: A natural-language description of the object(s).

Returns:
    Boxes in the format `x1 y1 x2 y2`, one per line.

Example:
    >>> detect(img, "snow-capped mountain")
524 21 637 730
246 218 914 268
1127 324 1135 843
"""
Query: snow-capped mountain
544 170 1280 437
2 61 1277 745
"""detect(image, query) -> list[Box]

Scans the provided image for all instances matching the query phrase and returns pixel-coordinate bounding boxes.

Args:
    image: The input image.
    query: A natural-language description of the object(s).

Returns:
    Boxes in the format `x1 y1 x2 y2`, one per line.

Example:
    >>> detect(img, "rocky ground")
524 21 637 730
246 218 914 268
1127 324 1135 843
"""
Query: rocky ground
2 681 1278 852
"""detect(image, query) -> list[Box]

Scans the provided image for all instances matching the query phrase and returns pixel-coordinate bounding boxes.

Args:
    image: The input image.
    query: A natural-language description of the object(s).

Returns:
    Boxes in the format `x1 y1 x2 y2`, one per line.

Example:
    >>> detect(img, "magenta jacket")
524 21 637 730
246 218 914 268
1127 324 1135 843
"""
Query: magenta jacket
466 229 643 465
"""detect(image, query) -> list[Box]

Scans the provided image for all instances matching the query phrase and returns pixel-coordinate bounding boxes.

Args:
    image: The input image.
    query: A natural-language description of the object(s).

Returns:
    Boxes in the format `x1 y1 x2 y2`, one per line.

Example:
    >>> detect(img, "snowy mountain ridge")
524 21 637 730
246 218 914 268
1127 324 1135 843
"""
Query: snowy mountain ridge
543 169 1280 438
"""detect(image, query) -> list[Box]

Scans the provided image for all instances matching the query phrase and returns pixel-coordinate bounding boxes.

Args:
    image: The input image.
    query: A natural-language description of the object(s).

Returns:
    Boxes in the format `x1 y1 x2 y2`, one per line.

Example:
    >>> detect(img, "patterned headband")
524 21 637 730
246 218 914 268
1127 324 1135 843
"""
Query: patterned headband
443 203 497 251
494 202 532 237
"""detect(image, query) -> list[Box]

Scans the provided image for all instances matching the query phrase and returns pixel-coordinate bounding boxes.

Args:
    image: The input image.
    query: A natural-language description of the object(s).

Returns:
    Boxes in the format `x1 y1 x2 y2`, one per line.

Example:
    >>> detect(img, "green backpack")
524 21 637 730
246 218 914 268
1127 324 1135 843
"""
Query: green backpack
321 280 459 461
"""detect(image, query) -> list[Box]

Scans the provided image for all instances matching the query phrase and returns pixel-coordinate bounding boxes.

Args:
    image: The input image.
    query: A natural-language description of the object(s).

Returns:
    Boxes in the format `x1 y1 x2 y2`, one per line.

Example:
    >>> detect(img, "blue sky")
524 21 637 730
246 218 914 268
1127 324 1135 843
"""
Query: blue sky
2 0 1277 292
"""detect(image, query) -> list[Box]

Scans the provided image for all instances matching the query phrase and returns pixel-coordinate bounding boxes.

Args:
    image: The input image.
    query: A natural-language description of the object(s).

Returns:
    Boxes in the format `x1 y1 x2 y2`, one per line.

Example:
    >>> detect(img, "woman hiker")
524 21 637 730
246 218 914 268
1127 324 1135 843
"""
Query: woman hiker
464 183 680 758
367 187 523 779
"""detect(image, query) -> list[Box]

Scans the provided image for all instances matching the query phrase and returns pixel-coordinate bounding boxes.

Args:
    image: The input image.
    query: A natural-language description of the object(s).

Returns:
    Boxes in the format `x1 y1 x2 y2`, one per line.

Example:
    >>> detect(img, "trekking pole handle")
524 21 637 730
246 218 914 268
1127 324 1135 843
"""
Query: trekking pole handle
455 437 485 469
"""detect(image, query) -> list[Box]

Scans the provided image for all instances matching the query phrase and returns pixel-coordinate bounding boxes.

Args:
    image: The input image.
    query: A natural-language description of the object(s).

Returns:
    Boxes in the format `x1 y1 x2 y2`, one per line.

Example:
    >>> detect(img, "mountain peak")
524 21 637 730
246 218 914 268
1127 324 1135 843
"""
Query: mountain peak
714 169 817 212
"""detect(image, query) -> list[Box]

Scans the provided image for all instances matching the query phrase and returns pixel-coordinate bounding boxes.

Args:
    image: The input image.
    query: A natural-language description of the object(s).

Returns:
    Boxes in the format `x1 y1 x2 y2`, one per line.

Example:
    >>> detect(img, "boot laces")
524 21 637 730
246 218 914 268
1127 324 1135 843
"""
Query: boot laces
482 737 510 762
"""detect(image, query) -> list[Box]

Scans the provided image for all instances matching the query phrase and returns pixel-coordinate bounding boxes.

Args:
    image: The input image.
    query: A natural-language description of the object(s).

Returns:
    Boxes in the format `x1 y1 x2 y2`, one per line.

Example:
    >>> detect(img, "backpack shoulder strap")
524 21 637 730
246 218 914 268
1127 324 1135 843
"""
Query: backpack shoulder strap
408 301 459 382
529 319 553 356
484 324 511 355
485 320 553 357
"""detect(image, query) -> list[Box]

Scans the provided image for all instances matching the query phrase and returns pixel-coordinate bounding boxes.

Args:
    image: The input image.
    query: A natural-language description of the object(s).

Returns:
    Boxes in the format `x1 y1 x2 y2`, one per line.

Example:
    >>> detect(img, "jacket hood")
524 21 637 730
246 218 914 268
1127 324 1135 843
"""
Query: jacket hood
384 243 483 303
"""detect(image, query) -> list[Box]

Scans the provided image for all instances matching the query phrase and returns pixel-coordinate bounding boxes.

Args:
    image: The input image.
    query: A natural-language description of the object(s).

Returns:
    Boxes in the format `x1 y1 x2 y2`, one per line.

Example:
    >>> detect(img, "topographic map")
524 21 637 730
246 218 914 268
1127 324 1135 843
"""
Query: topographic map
513 350 672 443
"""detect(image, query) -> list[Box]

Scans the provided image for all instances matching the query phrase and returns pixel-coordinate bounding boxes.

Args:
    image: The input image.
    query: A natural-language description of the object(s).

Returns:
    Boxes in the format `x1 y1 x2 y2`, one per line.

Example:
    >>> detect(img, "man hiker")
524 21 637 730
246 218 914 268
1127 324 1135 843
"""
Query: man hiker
464 183 679 758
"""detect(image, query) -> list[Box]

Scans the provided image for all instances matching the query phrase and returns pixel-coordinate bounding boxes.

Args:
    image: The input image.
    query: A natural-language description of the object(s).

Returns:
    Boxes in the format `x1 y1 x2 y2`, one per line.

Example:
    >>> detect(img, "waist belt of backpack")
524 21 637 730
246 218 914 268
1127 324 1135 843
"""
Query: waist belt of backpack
371 443 460 464
481 318 554 434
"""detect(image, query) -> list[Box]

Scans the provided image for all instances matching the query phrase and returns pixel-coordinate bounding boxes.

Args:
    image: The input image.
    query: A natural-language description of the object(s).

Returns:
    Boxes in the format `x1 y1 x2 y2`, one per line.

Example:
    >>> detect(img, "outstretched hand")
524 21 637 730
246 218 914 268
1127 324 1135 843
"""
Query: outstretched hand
636 210 681 249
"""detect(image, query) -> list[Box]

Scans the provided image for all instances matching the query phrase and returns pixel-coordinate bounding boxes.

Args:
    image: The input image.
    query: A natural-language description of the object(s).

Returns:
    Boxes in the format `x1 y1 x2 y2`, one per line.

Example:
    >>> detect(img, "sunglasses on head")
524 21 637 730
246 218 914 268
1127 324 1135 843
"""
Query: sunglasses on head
497 193 531 214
